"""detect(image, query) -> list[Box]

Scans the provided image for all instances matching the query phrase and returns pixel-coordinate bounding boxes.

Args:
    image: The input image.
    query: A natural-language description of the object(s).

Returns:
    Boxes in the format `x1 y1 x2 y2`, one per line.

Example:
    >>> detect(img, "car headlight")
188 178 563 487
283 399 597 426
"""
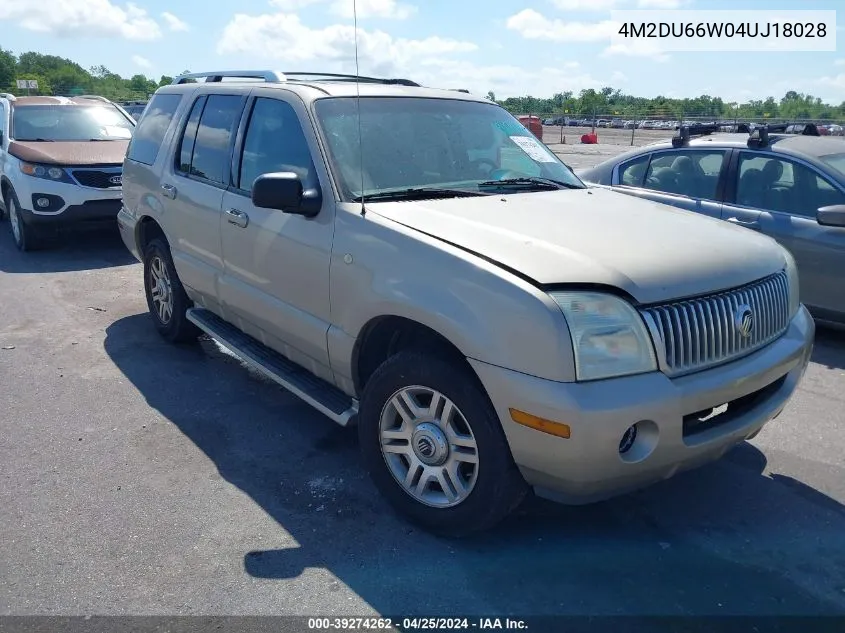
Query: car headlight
19 162 73 183
550 291 657 381
783 249 800 319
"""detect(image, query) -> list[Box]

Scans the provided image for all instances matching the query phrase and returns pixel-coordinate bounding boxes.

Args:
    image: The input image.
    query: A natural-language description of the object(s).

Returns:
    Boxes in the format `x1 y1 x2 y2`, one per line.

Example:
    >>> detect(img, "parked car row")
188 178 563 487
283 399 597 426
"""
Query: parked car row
0 75 817 537
0 92 134 250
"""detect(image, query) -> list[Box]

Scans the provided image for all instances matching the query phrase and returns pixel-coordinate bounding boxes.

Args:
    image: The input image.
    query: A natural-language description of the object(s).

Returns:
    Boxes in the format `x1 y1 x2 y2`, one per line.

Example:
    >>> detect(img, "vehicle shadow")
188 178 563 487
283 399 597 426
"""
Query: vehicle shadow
811 325 845 371
0 221 136 273
103 313 845 620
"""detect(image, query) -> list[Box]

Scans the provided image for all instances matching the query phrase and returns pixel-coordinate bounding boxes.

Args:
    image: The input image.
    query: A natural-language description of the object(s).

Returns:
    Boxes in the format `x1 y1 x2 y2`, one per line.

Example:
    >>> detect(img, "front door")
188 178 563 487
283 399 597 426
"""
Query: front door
613 148 728 219
219 93 335 373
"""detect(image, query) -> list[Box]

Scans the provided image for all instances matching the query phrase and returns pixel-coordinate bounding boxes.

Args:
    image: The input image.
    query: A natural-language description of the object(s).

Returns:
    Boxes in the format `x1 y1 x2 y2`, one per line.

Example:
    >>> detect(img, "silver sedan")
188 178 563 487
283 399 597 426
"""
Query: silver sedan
579 128 845 326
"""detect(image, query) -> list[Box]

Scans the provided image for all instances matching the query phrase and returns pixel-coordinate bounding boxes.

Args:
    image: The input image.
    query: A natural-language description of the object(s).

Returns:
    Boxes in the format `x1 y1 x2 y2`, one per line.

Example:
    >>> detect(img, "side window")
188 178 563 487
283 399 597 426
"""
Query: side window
187 95 243 185
617 154 649 187
736 153 845 217
126 93 182 165
175 96 206 174
238 97 316 192
643 150 726 199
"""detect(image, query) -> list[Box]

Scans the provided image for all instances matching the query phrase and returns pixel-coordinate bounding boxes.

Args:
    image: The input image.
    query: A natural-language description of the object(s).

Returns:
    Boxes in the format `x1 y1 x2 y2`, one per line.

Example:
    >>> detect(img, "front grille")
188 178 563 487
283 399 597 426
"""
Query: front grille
72 169 121 189
641 271 790 377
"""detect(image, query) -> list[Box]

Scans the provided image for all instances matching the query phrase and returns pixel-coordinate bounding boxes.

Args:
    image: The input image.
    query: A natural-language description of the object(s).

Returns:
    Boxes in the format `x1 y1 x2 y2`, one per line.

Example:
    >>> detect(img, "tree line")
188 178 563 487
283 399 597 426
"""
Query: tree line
0 49 175 102
492 88 845 122
2 49 844 121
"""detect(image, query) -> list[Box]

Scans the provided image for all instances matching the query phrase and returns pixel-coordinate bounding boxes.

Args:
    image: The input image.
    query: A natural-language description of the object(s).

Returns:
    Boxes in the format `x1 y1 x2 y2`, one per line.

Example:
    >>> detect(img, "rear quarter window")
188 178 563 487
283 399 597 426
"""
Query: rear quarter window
127 93 183 166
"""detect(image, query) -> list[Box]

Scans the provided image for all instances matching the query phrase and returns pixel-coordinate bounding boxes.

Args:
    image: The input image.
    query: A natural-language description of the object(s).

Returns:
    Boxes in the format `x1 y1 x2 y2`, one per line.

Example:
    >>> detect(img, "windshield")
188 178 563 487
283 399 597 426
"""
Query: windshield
314 97 584 200
11 105 134 142
820 153 845 179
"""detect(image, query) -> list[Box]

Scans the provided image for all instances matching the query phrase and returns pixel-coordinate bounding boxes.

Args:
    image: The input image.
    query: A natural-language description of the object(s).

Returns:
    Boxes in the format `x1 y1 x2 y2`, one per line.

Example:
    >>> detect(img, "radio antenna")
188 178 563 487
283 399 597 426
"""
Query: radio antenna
353 0 366 216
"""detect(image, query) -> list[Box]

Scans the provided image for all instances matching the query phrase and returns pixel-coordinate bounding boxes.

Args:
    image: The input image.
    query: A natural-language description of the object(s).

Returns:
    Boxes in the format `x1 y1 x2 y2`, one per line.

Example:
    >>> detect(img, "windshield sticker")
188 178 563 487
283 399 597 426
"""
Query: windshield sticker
103 126 132 138
509 135 557 163
494 119 526 135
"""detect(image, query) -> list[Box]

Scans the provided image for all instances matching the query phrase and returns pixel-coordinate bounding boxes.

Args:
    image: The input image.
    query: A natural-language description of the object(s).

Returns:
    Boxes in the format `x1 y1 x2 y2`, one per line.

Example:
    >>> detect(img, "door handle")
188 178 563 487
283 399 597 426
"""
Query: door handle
726 217 761 231
225 208 249 228
160 184 177 199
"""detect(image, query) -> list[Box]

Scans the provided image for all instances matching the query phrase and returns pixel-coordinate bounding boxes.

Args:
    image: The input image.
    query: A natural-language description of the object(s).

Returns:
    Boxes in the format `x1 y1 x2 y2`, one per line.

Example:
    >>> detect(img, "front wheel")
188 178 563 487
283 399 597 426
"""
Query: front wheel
358 351 528 537
5 190 44 252
143 237 200 344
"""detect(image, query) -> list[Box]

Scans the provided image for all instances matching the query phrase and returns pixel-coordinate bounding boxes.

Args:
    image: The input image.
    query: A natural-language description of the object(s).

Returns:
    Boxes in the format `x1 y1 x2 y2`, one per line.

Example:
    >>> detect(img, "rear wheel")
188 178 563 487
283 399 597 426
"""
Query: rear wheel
143 237 200 343
358 351 528 537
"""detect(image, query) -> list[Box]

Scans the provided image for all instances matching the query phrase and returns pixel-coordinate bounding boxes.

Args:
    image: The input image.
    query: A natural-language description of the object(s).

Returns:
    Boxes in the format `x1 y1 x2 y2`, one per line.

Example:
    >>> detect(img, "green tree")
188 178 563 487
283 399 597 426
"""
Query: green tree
0 48 16 90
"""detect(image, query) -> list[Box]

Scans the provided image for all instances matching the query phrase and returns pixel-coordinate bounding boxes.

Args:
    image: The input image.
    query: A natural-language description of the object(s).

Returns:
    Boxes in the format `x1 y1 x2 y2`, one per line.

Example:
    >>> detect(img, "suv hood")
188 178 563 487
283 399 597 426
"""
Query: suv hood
8 140 129 166
367 187 786 305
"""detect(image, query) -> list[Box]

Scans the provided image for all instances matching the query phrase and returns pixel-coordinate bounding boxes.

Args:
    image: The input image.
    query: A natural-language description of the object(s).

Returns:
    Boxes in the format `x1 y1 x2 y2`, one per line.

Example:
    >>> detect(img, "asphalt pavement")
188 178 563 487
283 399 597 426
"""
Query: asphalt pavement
1 215 844 620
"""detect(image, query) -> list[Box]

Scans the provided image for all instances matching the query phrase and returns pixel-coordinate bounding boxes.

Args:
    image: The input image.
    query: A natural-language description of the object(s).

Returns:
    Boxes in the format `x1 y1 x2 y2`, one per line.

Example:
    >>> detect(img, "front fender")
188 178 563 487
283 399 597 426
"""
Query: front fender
329 208 576 384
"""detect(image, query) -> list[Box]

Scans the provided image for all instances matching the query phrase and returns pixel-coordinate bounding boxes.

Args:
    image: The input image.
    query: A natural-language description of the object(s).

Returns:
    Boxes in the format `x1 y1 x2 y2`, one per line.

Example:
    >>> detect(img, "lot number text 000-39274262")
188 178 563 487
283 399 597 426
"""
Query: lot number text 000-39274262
609 9 837 52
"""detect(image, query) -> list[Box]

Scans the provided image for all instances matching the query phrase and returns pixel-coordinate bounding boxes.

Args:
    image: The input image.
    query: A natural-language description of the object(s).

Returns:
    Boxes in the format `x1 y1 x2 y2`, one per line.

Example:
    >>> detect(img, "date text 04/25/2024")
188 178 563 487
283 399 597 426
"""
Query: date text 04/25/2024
306 617 528 631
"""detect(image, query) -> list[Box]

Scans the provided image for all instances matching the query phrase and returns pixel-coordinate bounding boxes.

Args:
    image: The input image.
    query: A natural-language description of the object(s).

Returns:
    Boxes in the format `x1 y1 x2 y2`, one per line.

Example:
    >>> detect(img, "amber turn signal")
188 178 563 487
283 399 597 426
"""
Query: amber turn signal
509 408 571 439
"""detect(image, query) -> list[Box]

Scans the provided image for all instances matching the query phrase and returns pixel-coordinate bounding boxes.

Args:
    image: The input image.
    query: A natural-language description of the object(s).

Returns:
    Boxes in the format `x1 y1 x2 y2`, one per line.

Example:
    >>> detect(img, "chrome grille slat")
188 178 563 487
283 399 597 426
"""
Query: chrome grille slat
641 271 790 377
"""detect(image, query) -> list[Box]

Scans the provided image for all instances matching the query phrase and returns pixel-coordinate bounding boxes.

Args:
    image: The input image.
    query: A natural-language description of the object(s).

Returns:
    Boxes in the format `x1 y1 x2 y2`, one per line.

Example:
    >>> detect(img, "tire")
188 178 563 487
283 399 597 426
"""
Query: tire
358 350 528 537
5 189 45 252
143 237 200 344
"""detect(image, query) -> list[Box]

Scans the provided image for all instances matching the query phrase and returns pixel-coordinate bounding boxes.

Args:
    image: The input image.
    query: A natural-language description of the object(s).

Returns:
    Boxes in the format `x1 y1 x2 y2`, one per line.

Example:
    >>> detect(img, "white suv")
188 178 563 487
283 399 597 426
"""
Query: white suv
0 93 135 251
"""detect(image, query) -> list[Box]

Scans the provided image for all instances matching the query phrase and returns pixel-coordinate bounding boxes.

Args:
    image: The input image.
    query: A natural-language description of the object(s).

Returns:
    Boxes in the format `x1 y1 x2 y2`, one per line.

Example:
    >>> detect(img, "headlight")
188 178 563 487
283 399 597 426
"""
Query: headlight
19 162 72 183
550 291 657 381
783 249 800 319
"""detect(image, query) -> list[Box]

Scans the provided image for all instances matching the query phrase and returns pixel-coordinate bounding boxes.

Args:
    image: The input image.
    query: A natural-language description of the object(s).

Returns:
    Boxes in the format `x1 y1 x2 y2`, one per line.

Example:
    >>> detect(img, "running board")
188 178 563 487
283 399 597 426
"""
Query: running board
186 308 358 426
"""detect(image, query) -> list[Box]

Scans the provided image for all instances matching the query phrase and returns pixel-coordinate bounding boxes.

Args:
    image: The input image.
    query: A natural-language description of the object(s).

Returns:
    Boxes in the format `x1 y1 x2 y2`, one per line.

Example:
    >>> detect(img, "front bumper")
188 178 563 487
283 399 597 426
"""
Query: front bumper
15 171 123 227
471 305 815 504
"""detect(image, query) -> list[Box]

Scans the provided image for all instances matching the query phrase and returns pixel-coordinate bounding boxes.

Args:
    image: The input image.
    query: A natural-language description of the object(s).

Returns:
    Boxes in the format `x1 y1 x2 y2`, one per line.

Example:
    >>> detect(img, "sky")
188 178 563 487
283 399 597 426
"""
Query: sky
0 0 844 103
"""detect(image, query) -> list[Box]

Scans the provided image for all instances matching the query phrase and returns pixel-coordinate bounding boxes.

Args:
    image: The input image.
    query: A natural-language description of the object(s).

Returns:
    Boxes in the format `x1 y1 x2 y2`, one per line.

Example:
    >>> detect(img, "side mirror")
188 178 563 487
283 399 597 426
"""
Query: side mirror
817 204 845 228
251 172 321 218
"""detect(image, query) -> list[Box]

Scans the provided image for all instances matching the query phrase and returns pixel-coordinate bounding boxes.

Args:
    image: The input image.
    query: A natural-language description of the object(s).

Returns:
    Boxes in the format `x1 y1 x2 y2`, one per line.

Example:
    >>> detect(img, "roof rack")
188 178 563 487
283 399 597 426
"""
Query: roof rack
670 123 718 148
172 70 286 84
282 72 421 86
0 92 16 102
171 70 421 87
747 122 820 148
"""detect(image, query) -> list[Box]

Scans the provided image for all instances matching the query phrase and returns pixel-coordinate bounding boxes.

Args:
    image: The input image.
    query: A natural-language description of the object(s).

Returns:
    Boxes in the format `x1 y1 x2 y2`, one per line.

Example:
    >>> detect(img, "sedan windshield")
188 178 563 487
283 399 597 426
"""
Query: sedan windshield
12 105 134 142
314 97 585 200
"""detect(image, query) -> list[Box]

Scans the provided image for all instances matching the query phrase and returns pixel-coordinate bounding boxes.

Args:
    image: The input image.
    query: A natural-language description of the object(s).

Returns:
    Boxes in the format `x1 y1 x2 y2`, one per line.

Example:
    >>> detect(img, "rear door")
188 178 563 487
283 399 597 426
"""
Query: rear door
722 151 845 317
163 90 247 308
611 148 729 219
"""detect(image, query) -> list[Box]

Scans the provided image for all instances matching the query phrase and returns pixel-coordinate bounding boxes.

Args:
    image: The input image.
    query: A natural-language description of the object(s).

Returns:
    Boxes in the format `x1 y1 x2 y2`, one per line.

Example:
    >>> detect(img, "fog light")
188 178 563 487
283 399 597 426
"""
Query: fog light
619 424 638 454
36 197 51 208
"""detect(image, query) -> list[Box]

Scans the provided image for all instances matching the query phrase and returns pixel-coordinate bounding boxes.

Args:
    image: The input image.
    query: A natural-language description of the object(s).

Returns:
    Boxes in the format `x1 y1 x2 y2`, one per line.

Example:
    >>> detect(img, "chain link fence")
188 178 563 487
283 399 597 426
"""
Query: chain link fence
511 108 845 147
1 82 151 104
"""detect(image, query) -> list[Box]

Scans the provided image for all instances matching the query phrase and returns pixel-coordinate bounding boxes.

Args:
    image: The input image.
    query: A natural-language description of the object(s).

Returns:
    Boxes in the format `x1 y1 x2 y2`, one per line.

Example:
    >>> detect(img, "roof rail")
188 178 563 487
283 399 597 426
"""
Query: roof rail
170 70 421 87
282 72 420 86
172 70 287 84
671 123 717 148
0 92 16 102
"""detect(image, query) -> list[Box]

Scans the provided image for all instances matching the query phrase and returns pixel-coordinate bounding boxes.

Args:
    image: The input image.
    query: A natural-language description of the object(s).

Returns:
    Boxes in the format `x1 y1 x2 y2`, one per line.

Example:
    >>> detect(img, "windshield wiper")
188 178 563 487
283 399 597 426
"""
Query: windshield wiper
477 177 584 191
16 138 54 142
352 187 489 203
